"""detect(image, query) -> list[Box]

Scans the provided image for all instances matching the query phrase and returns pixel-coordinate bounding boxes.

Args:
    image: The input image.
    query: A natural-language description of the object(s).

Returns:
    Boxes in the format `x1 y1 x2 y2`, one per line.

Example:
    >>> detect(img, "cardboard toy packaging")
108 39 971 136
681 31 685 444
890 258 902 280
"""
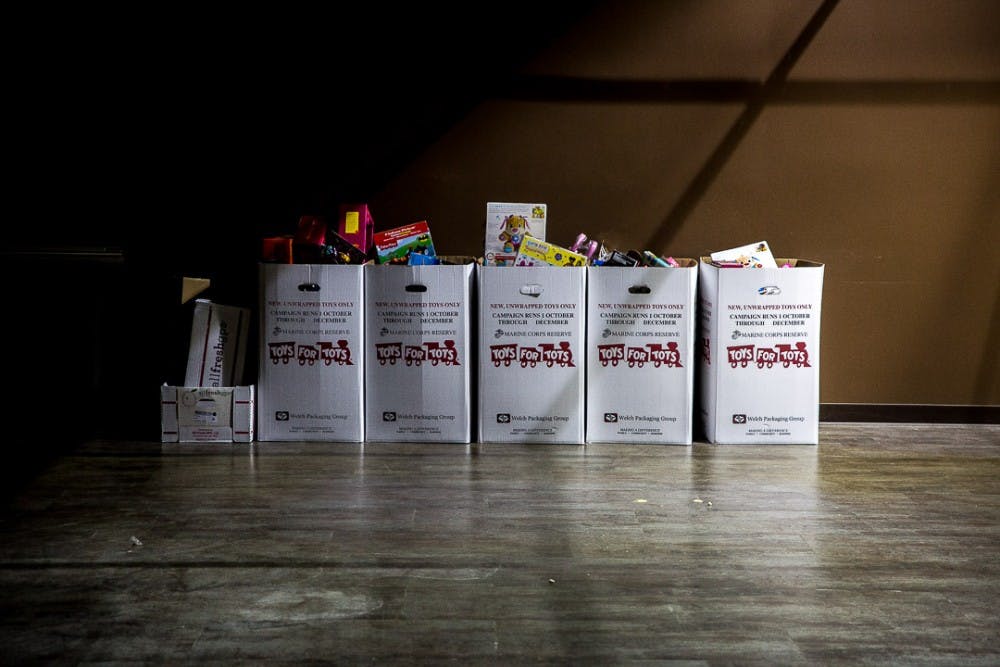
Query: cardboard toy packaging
257 264 365 441
586 260 697 444
161 385 255 443
698 258 825 444
184 299 250 387
373 221 436 265
364 259 476 442
478 265 586 443
513 236 587 267
337 203 375 255
484 202 547 266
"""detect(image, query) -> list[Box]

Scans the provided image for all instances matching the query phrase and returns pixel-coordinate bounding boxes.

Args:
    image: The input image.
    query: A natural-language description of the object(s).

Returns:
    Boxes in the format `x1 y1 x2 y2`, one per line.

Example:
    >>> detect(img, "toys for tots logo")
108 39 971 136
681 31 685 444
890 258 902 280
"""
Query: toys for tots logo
595 342 682 369
725 342 810 369
374 340 460 367
489 341 575 368
268 340 354 366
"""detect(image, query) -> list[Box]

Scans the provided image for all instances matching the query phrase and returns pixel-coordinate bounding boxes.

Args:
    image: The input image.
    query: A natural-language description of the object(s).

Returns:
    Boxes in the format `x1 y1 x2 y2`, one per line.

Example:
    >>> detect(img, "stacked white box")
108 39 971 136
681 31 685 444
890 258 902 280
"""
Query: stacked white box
699 258 825 444
586 261 697 444
365 261 476 442
257 264 365 441
478 266 586 443
161 385 255 443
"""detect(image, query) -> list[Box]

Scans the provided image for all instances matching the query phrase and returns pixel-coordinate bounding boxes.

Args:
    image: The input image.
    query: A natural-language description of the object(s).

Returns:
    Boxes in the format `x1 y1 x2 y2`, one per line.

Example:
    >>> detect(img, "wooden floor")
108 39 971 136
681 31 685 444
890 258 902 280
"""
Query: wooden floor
1 424 997 665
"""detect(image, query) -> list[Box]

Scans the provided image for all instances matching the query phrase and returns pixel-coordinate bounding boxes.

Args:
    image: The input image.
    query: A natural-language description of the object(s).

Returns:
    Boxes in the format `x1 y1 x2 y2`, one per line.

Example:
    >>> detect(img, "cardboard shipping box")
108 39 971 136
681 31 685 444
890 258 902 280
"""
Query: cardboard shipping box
161 385 255 443
365 260 476 442
478 266 586 443
258 264 365 441
586 261 697 444
699 258 824 444
184 299 250 387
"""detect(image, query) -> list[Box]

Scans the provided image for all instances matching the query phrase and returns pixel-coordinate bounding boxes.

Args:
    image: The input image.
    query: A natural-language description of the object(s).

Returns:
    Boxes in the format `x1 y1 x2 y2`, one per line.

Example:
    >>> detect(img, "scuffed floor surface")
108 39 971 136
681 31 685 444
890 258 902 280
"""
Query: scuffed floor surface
1 423 998 664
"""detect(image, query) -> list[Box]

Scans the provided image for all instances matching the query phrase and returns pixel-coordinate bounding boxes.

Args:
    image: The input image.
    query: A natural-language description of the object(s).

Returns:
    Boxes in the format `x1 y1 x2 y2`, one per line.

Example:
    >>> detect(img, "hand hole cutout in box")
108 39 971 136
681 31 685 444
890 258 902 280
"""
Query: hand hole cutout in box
519 284 544 297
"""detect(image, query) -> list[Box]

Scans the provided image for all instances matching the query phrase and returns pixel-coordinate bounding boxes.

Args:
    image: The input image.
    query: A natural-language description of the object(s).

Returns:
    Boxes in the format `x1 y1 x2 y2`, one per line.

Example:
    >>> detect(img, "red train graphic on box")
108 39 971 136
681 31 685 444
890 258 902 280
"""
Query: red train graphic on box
268 340 354 366
489 342 575 368
374 340 460 367
596 342 683 369
725 342 810 369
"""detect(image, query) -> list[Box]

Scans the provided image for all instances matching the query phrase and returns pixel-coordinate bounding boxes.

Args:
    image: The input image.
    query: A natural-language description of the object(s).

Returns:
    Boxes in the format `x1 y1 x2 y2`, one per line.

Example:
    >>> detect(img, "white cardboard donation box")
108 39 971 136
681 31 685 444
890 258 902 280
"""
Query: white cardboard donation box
161 385 255 443
586 261 697 444
699 258 824 444
365 261 476 442
478 266 586 443
257 264 365 441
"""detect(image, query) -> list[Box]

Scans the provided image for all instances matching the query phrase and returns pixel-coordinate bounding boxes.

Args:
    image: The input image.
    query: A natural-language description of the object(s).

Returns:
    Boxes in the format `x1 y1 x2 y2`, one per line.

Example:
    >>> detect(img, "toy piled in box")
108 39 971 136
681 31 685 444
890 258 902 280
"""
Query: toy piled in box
337 203 375 255
514 236 587 267
260 206 376 266
484 202 547 266
708 240 778 268
373 221 436 265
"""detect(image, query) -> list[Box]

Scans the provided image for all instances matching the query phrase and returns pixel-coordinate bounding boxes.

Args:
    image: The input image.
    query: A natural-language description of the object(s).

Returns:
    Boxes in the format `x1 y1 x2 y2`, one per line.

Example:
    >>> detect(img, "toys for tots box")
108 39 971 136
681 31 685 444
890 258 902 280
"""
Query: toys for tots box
365 260 476 442
699 258 824 444
258 264 364 441
586 261 697 444
478 266 585 443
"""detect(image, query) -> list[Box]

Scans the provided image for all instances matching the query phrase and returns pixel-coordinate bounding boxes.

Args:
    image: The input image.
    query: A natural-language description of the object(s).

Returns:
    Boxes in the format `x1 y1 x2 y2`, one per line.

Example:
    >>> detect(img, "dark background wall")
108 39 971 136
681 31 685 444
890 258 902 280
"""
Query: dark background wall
3 1 998 455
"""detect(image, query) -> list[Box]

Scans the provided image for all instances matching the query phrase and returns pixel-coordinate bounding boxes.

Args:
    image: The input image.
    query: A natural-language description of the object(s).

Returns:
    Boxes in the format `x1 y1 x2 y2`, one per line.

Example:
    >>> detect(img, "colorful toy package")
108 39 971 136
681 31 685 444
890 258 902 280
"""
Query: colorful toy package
513 236 587 267
484 202 547 266
373 221 436 265
709 241 778 269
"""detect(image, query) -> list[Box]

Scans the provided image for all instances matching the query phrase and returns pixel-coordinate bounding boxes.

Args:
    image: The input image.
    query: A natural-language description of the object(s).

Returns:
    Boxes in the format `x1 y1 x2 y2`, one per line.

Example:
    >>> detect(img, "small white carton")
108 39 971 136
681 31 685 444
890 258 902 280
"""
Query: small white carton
586 260 697 444
161 385 255 443
257 263 365 441
699 258 824 444
478 265 586 443
184 299 250 387
365 260 476 442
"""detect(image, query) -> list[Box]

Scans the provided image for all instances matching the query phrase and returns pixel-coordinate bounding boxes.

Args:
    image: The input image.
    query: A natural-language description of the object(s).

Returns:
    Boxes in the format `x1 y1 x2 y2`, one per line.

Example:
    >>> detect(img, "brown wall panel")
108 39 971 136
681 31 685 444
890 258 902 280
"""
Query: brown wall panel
795 0 1000 79
372 101 743 253
523 0 824 80
370 0 999 406
673 107 1000 404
